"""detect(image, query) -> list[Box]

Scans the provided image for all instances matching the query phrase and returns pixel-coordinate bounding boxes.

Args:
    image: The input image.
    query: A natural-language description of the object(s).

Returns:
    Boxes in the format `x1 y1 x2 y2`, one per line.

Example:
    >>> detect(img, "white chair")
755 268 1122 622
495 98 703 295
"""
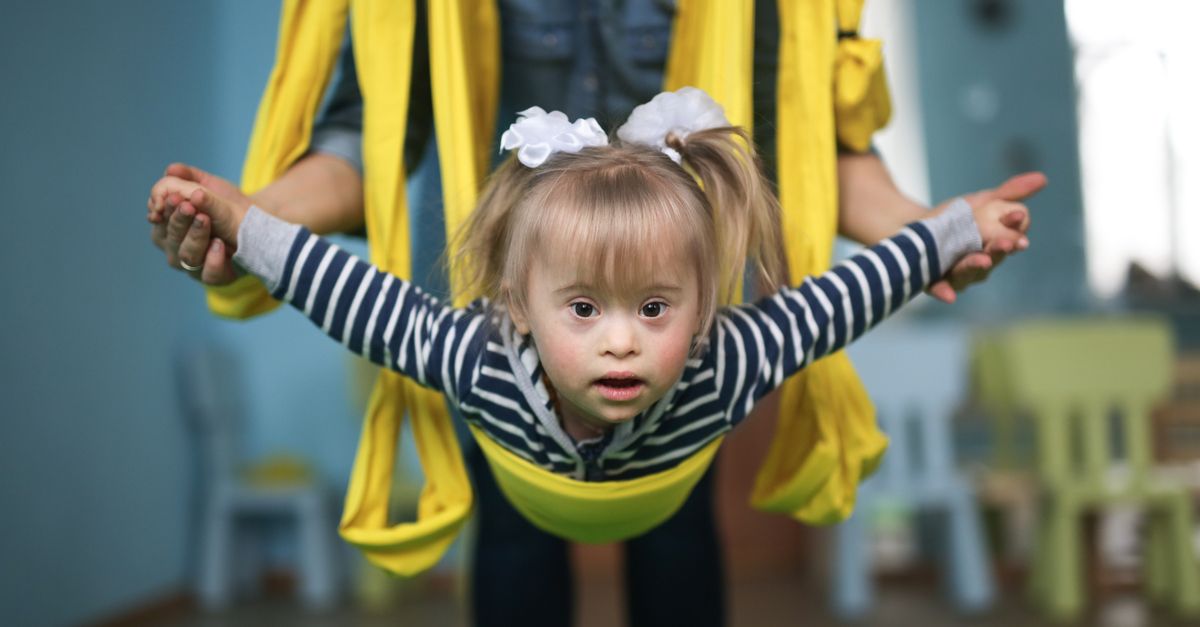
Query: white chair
832 322 995 618
177 340 339 610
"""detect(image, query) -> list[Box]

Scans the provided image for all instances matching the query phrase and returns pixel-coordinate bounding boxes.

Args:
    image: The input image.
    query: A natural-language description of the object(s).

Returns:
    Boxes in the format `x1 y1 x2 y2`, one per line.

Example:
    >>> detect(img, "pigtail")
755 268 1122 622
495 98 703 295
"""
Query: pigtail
448 156 534 306
667 128 785 303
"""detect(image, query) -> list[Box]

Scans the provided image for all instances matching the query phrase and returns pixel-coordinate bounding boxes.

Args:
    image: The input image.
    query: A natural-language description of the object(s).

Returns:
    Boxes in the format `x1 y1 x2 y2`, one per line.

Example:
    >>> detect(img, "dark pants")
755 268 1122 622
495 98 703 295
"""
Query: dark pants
467 443 726 627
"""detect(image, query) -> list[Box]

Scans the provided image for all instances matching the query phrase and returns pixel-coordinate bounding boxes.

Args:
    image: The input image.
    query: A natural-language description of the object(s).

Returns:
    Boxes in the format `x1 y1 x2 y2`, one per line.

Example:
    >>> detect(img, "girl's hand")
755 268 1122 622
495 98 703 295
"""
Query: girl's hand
928 172 1043 303
972 199 1031 262
149 174 249 250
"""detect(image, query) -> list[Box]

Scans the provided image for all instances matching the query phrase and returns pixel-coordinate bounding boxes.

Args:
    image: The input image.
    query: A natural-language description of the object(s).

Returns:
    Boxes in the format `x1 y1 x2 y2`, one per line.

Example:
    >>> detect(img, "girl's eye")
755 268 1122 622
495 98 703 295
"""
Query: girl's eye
641 302 667 318
571 302 596 318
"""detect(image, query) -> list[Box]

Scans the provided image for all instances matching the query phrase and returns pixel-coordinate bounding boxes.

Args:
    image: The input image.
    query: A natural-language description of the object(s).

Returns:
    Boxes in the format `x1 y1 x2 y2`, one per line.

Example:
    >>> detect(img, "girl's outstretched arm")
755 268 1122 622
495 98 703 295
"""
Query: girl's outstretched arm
238 207 486 399
149 177 485 399
714 199 1017 425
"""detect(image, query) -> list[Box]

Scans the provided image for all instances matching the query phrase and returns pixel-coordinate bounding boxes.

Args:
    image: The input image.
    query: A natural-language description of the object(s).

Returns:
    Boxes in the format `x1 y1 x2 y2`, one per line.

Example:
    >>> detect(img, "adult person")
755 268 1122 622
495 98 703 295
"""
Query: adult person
151 2 1041 625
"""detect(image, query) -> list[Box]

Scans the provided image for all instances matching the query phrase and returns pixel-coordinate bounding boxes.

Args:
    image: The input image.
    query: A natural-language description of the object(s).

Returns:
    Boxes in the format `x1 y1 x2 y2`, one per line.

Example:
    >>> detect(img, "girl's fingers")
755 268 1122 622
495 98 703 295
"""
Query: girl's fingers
186 187 238 244
927 280 958 304
150 175 203 213
1000 209 1026 230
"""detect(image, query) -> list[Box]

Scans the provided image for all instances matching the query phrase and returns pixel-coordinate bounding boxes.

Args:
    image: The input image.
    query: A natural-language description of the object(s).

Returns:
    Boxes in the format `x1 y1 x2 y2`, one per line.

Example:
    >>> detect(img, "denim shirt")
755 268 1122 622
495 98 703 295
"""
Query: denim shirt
500 0 674 130
312 0 783 177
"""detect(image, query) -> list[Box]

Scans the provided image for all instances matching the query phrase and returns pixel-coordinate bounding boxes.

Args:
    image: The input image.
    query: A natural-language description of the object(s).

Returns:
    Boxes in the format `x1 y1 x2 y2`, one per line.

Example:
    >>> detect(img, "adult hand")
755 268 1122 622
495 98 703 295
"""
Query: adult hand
926 171 1045 304
147 163 247 285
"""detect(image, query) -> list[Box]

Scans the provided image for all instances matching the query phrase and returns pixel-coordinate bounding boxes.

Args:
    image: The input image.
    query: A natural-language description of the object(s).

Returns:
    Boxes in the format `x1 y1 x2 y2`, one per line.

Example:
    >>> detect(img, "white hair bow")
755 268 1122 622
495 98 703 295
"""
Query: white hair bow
499 107 608 168
615 87 730 164
499 88 729 168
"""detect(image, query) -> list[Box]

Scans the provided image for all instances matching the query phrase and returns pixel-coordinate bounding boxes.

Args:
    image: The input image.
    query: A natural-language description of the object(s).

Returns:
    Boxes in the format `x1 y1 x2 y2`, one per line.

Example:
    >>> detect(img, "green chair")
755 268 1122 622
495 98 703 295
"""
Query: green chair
976 317 1200 620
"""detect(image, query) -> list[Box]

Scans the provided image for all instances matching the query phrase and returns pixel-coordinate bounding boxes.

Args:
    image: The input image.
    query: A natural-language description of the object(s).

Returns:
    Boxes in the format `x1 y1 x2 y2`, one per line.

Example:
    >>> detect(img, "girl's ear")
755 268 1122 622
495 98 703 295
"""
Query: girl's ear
510 307 531 335
502 282 532 335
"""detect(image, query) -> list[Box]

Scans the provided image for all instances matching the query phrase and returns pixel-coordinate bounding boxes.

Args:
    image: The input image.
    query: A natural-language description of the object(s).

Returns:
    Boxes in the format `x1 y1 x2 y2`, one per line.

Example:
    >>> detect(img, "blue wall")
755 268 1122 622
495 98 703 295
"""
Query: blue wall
0 3 217 625
0 3 367 625
913 0 1089 319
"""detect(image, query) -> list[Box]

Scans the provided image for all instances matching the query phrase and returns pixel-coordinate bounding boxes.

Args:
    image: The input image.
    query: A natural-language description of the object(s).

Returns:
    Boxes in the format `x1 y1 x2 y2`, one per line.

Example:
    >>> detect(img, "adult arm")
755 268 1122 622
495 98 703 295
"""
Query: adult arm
836 150 1044 303
152 28 434 285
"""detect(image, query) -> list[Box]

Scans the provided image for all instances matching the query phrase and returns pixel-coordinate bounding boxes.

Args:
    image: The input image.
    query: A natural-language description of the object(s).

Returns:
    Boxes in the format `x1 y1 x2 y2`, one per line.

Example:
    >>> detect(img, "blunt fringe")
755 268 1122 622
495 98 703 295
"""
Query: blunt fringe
450 125 784 347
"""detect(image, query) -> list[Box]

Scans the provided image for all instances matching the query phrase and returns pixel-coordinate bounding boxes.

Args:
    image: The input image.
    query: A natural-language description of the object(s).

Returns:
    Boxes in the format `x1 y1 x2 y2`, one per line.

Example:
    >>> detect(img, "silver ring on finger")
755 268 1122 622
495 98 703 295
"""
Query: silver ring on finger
180 259 203 272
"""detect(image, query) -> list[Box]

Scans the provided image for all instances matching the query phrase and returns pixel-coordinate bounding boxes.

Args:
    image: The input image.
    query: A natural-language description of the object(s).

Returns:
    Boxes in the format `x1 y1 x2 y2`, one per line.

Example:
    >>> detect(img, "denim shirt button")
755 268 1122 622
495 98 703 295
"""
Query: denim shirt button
542 33 559 47
582 74 599 92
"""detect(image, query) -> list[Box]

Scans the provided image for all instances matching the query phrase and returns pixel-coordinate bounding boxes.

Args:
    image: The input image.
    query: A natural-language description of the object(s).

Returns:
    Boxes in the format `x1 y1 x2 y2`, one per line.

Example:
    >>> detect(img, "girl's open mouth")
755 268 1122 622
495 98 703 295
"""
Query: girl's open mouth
593 377 645 401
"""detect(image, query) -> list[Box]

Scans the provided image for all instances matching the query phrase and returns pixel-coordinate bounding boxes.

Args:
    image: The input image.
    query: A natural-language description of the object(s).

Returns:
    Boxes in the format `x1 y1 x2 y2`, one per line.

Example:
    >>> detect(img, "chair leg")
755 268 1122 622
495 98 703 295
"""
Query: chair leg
1145 506 1170 605
1040 495 1084 620
197 499 233 610
943 488 995 612
297 492 338 609
1027 500 1047 609
832 509 874 619
1162 494 1200 616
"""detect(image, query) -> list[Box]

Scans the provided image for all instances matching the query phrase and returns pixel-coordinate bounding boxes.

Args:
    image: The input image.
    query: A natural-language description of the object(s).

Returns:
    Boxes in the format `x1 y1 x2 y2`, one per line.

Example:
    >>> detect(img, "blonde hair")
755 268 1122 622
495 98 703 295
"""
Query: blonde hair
451 126 784 345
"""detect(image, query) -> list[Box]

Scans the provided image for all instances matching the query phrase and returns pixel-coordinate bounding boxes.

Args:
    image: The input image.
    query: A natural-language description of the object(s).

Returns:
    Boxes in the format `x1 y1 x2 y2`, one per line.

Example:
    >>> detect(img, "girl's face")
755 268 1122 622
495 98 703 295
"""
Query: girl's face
510 246 701 438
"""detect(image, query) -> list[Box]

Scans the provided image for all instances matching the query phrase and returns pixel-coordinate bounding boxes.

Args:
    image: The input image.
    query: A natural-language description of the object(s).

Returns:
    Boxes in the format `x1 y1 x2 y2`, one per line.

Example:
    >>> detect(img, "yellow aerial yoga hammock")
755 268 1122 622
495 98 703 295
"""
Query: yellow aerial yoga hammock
748 0 892 525
210 0 892 575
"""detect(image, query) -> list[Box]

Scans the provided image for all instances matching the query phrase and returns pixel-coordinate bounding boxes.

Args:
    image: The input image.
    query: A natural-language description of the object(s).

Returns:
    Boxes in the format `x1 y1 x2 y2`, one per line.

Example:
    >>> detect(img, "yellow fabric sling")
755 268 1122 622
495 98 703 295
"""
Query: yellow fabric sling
207 0 348 319
664 0 891 525
221 0 892 576
337 0 478 576
215 0 474 576
474 426 723 542
749 0 891 524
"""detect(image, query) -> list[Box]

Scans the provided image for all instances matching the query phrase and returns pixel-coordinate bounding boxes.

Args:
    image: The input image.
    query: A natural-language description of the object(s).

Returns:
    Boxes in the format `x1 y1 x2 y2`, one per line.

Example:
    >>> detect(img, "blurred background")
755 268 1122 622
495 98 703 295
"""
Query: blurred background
2 0 1199 625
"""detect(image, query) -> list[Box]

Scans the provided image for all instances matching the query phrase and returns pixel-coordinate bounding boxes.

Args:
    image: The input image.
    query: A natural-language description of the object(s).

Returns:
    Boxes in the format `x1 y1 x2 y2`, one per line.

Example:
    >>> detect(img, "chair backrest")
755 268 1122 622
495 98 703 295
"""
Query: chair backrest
847 322 970 493
991 317 1174 487
970 332 1024 468
175 339 246 483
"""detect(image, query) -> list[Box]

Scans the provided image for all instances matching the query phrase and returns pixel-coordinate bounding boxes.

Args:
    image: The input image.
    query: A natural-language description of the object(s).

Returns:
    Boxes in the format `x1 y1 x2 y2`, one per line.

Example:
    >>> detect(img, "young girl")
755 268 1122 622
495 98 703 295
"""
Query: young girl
149 87 1028 482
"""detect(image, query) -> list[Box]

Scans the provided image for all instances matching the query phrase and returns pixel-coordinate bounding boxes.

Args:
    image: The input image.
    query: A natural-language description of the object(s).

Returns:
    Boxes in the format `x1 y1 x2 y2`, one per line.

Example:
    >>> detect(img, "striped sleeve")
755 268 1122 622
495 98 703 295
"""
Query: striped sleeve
714 202 982 425
232 206 486 400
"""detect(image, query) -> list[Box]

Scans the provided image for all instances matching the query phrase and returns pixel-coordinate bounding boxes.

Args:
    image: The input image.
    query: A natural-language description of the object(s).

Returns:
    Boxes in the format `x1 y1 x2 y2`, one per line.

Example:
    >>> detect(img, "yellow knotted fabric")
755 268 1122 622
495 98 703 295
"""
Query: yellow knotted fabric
749 0 891 525
663 0 754 305
211 0 472 574
833 0 892 152
337 0 478 576
429 0 500 269
206 0 350 319
664 0 754 131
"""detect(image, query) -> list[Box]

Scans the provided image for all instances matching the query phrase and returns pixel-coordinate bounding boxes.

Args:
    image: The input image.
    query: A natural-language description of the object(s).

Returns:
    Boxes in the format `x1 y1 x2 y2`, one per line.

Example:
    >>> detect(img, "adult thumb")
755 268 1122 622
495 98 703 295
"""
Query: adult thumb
975 171 1048 205
165 162 211 184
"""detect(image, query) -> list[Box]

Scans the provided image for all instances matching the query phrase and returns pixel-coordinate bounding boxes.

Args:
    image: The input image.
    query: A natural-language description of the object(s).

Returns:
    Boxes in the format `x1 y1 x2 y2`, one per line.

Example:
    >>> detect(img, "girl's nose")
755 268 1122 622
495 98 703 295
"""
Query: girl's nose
601 319 639 358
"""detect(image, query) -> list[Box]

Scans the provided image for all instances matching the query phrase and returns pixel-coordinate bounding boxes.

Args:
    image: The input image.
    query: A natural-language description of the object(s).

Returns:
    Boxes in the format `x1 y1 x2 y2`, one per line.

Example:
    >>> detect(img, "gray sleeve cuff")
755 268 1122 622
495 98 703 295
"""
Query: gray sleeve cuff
231 206 303 293
918 197 982 276
309 126 363 174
